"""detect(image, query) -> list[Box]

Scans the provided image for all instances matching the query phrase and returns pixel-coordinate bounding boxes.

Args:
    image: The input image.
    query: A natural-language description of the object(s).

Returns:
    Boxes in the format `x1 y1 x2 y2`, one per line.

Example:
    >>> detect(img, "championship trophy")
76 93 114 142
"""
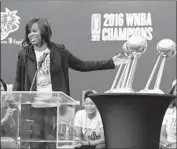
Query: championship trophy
139 39 176 94
106 35 147 93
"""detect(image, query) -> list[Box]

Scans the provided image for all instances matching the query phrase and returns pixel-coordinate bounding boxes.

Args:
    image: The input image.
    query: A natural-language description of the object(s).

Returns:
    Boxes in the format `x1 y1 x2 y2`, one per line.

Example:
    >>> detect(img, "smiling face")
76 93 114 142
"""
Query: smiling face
28 22 42 46
84 97 97 115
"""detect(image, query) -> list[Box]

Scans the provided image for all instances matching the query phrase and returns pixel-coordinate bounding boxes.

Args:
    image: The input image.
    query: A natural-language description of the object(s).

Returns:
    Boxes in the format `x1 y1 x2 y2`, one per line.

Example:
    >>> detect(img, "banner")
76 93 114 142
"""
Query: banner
91 12 153 41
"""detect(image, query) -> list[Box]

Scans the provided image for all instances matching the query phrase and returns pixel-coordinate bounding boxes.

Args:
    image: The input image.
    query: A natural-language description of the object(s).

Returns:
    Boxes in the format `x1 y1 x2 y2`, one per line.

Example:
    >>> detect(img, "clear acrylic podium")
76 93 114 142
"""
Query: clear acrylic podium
1 91 80 149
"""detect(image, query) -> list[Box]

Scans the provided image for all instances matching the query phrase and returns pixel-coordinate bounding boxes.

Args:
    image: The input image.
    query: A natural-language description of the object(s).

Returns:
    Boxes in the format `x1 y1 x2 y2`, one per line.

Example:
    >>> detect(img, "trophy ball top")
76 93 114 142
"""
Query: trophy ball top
126 35 147 54
157 39 176 58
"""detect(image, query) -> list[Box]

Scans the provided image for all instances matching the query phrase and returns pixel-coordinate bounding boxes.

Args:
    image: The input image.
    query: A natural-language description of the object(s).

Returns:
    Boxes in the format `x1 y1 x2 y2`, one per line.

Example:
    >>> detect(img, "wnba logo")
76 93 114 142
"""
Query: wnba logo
91 14 101 41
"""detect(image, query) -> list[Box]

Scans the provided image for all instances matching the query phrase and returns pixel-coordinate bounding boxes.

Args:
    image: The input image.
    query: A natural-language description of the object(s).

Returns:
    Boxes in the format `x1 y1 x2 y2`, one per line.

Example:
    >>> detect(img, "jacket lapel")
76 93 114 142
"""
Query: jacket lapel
25 46 37 90
49 43 62 91
49 43 55 75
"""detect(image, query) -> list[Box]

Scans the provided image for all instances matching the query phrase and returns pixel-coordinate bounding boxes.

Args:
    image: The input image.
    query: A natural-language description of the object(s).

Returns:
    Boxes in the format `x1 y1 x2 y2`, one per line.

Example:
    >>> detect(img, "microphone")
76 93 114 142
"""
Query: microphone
30 52 49 91
38 52 49 68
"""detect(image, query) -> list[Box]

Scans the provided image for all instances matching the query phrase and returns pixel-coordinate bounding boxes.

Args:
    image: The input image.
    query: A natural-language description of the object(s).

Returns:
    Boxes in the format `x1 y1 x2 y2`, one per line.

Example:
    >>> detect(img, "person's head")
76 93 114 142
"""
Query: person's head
169 79 177 107
22 17 52 47
84 89 97 116
0 78 7 91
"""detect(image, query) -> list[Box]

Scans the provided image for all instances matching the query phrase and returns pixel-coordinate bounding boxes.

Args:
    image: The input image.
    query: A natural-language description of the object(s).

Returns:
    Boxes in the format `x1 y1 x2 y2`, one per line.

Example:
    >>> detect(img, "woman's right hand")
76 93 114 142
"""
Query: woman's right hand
3 108 16 121
73 139 82 148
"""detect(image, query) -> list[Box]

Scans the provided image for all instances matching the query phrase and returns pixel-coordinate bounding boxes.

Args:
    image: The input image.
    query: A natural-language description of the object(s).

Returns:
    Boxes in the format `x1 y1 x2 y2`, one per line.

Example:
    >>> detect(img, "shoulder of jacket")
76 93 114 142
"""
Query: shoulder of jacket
18 46 32 61
18 47 27 57
51 42 65 50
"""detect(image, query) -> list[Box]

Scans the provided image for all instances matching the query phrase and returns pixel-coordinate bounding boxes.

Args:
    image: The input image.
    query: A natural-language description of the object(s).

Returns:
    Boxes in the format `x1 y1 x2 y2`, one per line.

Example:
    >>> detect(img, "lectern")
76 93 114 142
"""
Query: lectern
89 93 175 149
1 91 80 149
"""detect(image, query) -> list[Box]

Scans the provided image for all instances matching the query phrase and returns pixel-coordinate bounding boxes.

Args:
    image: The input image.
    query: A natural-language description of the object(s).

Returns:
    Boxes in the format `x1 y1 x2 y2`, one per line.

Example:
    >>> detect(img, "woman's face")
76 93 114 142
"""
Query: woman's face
84 97 97 115
28 22 42 46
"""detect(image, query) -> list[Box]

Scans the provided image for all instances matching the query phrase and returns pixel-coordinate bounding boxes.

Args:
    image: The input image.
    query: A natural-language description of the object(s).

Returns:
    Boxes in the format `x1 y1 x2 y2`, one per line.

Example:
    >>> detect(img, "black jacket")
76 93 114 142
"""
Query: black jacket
13 42 115 95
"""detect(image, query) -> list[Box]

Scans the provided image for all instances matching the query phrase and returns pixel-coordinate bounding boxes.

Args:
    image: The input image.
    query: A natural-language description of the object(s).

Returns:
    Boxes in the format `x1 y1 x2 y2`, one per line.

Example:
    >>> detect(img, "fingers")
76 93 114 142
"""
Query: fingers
79 141 89 146
6 108 16 115
8 111 13 116
116 53 122 57
114 54 122 59
12 108 16 112
74 143 82 148
73 141 82 148
114 59 126 66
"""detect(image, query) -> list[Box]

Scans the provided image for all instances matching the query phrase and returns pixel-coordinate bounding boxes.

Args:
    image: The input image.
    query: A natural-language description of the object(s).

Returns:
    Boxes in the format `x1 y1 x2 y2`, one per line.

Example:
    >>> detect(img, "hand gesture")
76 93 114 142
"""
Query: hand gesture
76 140 90 146
112 53 129 66
3 108 16 121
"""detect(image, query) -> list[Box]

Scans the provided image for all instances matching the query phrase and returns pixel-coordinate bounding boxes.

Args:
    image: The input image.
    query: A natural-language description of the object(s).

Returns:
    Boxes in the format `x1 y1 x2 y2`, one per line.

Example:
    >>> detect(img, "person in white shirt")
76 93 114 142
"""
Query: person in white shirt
1 79 17 149
74 89 105 149
160 79 176 149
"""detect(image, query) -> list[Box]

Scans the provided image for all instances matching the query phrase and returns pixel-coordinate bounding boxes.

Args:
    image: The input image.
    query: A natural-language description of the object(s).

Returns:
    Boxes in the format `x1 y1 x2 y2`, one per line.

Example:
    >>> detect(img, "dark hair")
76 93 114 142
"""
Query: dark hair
0 78 7 91
22 17 52 47
84 89 97 100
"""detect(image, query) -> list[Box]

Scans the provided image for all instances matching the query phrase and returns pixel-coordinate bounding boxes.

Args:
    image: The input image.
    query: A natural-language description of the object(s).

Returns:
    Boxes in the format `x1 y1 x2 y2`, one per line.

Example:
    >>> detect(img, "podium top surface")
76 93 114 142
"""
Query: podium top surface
1 91 80 107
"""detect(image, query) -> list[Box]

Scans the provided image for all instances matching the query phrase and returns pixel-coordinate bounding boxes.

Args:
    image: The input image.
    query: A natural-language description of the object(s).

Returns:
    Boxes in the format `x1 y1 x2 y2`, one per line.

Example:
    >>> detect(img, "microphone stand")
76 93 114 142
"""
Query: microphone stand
28 63 42 149
28 52 49 148
29 66 41 91
30 52 49 91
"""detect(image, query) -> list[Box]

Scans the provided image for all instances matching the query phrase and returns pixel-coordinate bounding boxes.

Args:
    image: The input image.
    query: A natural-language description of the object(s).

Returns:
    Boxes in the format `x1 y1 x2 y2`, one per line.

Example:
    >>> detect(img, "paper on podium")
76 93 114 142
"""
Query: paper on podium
32 96 58 108
31 100 57 108
1 137 17 149
1 137 15 142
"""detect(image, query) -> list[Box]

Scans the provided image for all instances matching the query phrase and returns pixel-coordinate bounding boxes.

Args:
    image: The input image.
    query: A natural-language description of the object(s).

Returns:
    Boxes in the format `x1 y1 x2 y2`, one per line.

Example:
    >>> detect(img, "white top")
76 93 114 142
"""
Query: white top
162 107 176 144
34 48 52 92
74 110 104 141
33 48 53 107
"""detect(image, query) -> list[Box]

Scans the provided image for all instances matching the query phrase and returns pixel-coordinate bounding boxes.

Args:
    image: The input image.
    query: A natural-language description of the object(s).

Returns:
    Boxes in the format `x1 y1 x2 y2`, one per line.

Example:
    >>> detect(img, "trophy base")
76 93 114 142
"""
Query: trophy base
105 88 135 93
139 89 164 94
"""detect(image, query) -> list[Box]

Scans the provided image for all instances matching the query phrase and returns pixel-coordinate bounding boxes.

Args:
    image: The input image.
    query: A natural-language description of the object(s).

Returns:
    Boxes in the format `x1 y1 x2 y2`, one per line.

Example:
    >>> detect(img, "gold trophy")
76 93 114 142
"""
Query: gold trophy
139 39 176 94
106 35 147 93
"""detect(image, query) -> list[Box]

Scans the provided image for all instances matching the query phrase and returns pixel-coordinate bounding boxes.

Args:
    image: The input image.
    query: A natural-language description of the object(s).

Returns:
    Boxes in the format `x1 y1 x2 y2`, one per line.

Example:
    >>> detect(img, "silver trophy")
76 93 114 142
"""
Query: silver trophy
106 35 147 93
139 39 176 94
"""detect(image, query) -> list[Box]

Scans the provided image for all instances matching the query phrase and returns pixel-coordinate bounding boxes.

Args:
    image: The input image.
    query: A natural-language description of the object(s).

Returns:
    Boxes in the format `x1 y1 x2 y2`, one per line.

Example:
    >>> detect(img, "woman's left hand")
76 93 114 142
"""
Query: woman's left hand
76 140 90 146
112 54 128 66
